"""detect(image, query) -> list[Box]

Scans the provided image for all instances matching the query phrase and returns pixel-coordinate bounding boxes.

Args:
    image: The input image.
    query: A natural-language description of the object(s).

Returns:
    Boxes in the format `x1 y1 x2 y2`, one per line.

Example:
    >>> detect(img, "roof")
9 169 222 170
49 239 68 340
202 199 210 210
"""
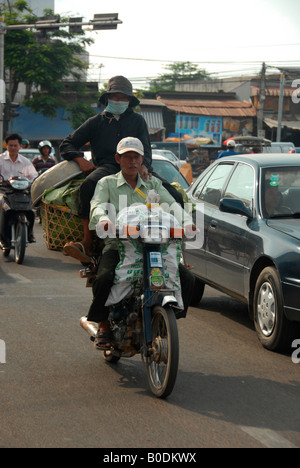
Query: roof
264 117 300 131
140 110 165 134
157 97 256 117
11 106 75 141
218 153 300 168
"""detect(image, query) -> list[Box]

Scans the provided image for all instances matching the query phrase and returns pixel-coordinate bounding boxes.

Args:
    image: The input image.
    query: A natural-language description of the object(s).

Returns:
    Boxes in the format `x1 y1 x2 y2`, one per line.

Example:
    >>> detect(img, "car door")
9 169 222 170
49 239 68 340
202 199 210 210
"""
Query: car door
184 162 234 278
205 162 255 298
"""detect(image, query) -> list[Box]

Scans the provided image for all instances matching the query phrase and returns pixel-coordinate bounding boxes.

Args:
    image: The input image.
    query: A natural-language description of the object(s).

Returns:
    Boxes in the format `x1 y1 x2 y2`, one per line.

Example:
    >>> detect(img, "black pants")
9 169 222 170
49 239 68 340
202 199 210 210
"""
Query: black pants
0 207 35 244
78 164 184 219
87 249 195 323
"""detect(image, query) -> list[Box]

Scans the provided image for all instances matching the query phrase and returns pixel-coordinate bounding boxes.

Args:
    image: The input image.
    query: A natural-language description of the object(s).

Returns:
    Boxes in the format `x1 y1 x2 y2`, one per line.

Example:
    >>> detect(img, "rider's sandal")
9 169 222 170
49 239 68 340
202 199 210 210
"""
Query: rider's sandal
63 242 92 263
94 331 112 351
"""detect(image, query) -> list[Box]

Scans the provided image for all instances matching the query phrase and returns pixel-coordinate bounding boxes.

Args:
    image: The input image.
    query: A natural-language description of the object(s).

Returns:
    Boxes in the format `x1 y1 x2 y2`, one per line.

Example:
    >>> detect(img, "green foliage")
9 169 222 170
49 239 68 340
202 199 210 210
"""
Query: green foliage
149 62 211 92
2 1 94 118
66 102 97 130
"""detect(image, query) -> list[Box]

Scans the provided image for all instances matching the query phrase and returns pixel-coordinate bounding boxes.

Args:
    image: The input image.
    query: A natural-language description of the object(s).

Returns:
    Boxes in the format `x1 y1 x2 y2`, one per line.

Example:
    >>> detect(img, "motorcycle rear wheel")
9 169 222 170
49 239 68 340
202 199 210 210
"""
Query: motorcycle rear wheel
146 305 179 399
14 222 26 264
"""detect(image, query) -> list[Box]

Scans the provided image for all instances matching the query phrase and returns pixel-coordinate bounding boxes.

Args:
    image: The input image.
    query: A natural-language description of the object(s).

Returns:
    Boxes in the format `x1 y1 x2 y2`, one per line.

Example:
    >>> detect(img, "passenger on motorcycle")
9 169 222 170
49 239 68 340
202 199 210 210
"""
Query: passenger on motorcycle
33 140 56 173
60 75 184 261
87 137 196 350
0 134 37 246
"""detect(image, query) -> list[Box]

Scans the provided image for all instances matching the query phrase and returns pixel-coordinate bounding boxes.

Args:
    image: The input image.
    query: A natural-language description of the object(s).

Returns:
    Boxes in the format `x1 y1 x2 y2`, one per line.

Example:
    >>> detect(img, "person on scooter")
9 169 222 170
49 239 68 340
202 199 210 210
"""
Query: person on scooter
33 140 56 172
87 137 195 350
59 75 183 263
0 133 37 246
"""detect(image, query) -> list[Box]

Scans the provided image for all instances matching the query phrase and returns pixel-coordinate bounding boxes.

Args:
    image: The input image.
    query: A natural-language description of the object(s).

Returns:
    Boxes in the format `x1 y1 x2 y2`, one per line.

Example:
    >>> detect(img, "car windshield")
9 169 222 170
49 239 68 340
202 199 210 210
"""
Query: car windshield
152 150 179 164
19 150 39 162
151 160 189 189
261 167 300 219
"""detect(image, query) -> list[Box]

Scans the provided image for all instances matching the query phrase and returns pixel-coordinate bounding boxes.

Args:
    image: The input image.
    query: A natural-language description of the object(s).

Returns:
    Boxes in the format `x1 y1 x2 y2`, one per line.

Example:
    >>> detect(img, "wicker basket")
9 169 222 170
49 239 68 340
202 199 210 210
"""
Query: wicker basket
41 200 84 251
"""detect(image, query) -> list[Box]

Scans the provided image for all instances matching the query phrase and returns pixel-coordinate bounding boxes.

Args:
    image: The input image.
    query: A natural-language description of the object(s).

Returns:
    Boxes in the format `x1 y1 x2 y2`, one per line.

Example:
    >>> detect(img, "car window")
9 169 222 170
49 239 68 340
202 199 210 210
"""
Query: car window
224 163 255 208
192 166 215 199
261 167 300 218
151 160 189 189
19 150 39 162
196 163 233 206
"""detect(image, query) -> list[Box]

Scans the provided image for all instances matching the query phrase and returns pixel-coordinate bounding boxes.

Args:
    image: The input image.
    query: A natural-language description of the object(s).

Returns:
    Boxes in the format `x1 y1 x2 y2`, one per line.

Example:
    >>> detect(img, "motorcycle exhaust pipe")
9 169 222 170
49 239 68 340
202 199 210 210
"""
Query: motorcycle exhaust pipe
80 316 98 342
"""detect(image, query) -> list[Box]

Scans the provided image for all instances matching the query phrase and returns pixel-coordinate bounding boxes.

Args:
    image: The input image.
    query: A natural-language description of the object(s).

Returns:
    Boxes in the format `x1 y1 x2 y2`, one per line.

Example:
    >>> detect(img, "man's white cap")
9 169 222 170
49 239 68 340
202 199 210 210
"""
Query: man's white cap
227 140 236 147
117 137 144 156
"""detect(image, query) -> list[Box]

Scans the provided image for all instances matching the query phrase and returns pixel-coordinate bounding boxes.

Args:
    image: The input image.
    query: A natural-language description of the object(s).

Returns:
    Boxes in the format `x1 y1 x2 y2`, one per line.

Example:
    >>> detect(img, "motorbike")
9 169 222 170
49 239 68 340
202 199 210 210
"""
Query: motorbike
0 175 33 264
80 220 184 399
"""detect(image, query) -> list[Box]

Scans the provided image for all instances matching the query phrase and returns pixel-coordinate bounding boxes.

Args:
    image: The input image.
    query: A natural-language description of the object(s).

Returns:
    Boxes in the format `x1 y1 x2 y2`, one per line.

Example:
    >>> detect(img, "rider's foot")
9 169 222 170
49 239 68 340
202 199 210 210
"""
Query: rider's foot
63 241 92 263
28 233 36 243
94 321 112 350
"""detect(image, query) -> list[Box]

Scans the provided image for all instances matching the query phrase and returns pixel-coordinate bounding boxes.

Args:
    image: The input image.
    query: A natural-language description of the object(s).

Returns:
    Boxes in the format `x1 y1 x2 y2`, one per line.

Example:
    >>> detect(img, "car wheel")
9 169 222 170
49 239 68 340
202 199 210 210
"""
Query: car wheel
253 266 293 351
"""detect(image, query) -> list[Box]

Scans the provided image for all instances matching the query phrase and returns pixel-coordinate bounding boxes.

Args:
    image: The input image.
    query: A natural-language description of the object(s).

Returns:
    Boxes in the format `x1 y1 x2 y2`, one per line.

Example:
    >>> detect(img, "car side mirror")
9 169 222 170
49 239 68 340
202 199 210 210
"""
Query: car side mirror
220 197 253 219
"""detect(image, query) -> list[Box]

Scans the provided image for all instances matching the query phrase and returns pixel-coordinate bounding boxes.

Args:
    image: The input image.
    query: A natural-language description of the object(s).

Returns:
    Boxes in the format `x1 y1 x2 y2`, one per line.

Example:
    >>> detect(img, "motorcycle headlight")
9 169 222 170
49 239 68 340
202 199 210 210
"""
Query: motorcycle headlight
9 179 30 190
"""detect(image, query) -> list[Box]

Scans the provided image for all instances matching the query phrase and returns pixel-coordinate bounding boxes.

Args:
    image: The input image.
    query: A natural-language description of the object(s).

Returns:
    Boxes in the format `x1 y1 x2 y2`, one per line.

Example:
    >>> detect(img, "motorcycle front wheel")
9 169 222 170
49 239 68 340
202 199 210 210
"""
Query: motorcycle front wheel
14 222 26 264
146 305 179 399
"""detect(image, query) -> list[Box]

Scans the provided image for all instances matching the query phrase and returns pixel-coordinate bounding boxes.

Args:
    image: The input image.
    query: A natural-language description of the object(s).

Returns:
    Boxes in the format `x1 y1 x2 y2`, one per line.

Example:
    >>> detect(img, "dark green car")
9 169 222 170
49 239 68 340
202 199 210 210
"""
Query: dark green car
184 154 300 351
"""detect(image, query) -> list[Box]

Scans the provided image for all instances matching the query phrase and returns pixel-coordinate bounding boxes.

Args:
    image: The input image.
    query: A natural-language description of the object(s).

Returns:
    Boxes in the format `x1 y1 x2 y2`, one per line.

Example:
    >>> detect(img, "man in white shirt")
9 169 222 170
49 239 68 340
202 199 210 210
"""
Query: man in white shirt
0 134 37 246
0 134 37 181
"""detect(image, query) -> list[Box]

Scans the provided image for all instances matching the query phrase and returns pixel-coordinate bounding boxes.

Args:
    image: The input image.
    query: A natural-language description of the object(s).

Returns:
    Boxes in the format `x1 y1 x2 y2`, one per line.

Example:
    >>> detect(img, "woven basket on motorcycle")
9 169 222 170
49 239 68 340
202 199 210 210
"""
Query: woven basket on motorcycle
40 201 84 251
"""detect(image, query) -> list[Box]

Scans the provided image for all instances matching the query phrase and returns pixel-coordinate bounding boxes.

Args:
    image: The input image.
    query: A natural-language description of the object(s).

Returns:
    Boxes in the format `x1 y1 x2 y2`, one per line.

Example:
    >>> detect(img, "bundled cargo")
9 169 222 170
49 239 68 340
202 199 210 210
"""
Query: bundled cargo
31 161 85 251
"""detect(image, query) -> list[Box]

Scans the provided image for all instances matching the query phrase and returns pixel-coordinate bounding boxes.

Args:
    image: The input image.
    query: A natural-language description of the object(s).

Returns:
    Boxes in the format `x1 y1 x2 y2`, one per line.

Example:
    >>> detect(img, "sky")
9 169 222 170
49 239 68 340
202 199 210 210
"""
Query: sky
54 0 300 89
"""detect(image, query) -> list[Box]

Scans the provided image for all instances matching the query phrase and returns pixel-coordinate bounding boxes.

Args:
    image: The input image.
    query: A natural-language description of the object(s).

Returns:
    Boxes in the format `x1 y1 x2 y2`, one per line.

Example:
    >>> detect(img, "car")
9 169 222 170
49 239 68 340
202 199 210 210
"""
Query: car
152 149 181 168
151 154 190 190
83 151 190 190
264 142 296 153
151 141 189 163
19 148 40 162
19 148 58 164
184 154 300 351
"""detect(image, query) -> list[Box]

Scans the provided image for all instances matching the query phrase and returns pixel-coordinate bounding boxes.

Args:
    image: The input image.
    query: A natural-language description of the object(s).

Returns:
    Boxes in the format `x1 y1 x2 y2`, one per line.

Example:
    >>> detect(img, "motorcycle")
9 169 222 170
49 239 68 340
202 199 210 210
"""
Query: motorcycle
80 219 184 399
0 175 33 264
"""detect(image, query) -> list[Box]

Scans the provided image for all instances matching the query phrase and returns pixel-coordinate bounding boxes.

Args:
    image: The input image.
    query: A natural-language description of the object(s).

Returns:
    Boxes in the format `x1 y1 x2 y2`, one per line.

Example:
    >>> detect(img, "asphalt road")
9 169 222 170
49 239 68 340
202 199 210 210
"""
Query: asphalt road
0 223 300 448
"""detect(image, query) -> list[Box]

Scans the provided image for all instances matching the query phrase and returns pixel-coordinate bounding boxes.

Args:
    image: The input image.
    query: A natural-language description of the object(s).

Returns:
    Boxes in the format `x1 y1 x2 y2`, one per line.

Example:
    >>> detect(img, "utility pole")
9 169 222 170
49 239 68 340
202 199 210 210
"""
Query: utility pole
0 13 122 148
257 62 266 138
277 72 285 142
0 17 6 149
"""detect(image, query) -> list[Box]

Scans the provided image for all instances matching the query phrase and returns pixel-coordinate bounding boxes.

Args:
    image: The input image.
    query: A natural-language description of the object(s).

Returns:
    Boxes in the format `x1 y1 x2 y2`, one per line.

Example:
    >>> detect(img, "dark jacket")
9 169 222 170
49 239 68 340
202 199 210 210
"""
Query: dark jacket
59 108 152 170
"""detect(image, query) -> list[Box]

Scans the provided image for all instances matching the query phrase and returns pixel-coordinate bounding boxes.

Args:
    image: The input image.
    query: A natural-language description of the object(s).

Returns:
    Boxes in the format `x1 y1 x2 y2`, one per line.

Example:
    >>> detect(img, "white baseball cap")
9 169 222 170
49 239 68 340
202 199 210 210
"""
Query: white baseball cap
117 137 144 156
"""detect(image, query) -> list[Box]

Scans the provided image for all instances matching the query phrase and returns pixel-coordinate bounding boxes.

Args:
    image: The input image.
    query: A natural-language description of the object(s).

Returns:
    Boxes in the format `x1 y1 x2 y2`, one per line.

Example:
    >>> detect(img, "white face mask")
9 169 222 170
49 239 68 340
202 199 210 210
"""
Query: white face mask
106 99 129 115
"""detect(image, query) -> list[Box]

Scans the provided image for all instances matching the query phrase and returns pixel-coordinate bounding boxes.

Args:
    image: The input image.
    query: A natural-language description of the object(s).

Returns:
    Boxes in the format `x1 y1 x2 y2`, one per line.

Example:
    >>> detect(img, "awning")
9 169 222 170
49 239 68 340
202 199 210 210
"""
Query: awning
252 86 298 97
264 117 300 131
140 110 165 135
11 106 76 141
158 98 256 117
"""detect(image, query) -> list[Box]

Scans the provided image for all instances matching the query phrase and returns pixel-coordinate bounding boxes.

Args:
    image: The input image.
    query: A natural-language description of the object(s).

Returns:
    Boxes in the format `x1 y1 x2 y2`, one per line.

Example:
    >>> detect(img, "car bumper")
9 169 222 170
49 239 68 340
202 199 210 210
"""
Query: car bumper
282 280 300 321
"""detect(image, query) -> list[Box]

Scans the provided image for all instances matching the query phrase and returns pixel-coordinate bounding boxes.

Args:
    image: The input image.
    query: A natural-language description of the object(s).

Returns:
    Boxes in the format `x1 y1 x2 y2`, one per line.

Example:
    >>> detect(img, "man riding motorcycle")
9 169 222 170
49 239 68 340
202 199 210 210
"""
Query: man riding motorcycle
0 133 37 247
32 140 56 173
87 137 195 350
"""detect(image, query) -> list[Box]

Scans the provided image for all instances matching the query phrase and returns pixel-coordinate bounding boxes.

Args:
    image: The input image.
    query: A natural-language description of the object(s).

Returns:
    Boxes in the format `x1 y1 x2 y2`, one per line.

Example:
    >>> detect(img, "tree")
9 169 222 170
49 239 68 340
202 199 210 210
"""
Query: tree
149 62 211 92
2 1 94 120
